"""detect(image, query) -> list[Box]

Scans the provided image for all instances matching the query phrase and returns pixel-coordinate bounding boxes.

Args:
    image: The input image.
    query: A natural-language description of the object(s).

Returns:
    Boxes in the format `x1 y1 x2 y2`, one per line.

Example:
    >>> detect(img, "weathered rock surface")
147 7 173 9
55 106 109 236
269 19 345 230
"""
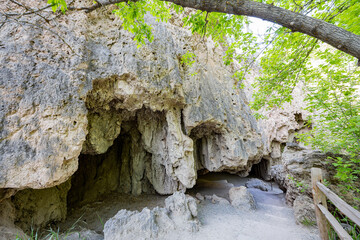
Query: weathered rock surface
12 180 71 230
195 193 205 201
210 194 230 205
0 200 25 240
103 192 199 240
293 195 316 225
229 186 256 211
275 146 330 205
272 144 360 211
0 1 263 194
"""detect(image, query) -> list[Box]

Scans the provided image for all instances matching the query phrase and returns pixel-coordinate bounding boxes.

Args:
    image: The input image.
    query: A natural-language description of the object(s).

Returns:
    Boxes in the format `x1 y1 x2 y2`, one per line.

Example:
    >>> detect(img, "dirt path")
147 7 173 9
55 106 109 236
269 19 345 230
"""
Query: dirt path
61 173 320 240
183 173 320 240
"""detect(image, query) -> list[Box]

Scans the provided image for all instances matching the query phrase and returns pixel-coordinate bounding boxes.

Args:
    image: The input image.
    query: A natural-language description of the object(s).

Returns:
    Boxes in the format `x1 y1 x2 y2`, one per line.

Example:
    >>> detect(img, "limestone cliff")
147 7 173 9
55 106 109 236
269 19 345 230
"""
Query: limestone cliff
0 1 263 197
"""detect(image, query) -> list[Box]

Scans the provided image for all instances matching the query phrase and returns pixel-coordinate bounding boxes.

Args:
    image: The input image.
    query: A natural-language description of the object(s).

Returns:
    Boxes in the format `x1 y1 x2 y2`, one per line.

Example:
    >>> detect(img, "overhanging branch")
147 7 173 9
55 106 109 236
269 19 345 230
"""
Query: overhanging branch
4 0 360 61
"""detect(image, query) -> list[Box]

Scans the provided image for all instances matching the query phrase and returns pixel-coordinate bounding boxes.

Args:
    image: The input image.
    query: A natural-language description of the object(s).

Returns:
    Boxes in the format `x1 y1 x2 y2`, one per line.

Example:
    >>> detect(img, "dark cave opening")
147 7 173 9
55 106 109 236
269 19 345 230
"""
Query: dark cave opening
67 120 154 210
248 158 271 181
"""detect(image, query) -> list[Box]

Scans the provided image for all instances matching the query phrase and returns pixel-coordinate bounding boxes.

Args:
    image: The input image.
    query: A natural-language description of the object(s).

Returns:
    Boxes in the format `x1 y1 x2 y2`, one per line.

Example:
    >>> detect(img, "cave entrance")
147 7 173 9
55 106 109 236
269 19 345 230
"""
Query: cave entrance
67 120 155 210
63 119 168 233
188 172 248 198
248 158 271 180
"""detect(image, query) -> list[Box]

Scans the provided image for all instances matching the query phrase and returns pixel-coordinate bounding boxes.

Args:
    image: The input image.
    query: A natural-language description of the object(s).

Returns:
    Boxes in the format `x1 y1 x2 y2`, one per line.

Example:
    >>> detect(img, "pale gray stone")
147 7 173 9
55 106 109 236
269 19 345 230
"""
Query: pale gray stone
293 195 316 225
63 229 104 240
229 186 256 211
246 178 270 192
0 5 263 192
195 193 204 201
103 192 199 240
211 194 230 205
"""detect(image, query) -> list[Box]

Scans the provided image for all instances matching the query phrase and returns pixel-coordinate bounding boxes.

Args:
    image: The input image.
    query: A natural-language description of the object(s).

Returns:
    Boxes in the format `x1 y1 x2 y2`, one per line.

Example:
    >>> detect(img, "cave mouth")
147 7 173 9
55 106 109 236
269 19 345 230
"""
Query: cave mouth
60 119 170 234
248 158 271 180
67 119 157 211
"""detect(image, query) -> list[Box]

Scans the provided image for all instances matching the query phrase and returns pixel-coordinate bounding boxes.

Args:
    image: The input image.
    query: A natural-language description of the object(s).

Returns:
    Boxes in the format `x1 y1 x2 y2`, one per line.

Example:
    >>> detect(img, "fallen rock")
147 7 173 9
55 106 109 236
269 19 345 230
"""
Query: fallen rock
204 195 213 201
12 180 71 230
211 194 230 205
103 192 199 240
229 186 256 211
245 178 270 192
63 229 104 240
293 195 316 225
195 193 204 201
0 226 26 240
164 192 199 231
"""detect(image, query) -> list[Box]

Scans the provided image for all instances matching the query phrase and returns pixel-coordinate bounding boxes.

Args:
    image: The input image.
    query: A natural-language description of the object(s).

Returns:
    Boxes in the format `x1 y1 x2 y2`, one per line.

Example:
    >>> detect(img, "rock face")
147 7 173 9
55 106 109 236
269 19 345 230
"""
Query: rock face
12 180 71 231
103 192 199 240
293 195 316 225
228 186 256 211
273 145 331 205
0 1 266 231
0 200 25 240
271 144 360 226
0 1 263 195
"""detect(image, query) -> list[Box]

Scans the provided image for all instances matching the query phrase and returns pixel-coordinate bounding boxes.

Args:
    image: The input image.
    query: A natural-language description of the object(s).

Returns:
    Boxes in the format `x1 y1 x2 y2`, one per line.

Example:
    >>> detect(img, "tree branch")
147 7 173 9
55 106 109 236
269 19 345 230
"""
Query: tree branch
4 0 360 61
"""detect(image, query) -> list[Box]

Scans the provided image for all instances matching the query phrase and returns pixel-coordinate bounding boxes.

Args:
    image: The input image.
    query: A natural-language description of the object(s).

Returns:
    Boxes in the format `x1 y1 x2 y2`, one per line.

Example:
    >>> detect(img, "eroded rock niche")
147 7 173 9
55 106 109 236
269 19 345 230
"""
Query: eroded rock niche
75 107 196 199
68 119 154 209
248 158 271 181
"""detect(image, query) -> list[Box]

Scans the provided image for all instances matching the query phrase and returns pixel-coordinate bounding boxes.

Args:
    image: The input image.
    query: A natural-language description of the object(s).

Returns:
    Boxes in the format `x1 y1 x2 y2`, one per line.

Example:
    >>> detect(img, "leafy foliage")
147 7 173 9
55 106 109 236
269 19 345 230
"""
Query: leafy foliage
112 0 177 47
247 0 360 203
47 0 67 13
180 51 196 67
297 49 360 188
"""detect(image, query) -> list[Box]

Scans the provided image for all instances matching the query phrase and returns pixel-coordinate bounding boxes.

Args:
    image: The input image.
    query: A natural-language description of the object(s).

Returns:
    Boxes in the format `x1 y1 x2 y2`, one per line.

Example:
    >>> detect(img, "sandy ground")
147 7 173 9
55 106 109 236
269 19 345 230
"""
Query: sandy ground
59 173 320 240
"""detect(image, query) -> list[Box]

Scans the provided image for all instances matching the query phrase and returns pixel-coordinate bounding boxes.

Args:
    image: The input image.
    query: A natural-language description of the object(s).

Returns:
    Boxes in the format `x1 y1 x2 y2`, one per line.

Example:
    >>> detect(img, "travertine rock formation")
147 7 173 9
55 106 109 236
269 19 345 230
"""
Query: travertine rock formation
272 144 360 223
293 195 316 225
0 1 263 195
0 0 265 230
12 181 71 230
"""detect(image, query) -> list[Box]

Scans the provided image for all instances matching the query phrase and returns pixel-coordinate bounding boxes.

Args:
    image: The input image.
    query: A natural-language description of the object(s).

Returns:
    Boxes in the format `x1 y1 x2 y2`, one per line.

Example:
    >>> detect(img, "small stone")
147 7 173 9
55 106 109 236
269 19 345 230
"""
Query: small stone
246 178 270 192
204 195 213 201
64 229 103 240
195 193 204 201
211 194 230 205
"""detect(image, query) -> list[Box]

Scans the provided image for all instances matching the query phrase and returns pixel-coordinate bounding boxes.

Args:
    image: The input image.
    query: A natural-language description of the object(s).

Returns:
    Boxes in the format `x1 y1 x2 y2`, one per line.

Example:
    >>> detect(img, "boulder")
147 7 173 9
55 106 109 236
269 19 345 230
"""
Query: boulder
245 178 270 191
103 192 199 240
11 180 71 230
63 229 104 240
229 186 256 211
195 193 205 201
211 194 230 205
293 195 316 225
